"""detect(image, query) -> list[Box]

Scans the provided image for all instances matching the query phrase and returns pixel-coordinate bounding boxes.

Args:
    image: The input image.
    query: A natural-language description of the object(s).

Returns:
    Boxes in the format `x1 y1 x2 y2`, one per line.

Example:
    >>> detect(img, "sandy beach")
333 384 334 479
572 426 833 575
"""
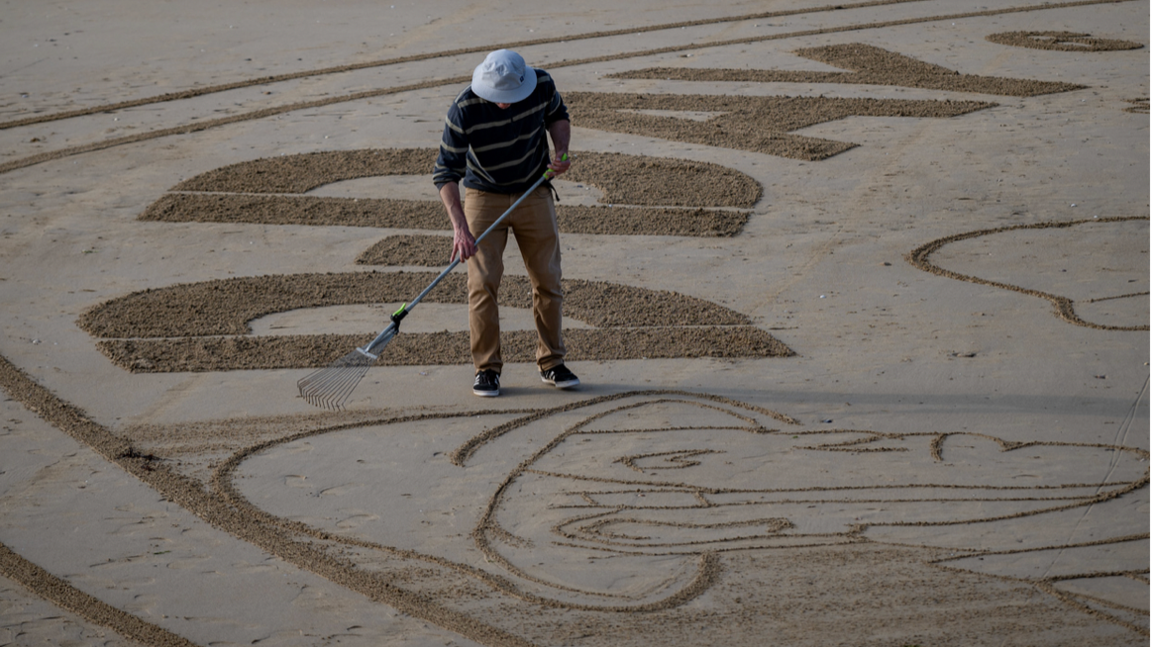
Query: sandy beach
0 1 1148 645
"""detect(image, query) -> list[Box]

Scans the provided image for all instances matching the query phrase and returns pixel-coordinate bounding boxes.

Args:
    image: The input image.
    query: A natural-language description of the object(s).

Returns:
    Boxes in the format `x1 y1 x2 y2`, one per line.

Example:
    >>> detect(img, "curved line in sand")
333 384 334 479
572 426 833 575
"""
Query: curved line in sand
929 534 1152 635
905 216 1150 331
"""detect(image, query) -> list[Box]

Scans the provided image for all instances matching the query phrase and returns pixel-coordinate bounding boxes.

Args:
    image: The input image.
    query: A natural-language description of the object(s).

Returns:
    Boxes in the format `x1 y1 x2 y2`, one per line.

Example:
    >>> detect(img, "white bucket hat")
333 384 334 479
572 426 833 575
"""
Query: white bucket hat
471 50 537 104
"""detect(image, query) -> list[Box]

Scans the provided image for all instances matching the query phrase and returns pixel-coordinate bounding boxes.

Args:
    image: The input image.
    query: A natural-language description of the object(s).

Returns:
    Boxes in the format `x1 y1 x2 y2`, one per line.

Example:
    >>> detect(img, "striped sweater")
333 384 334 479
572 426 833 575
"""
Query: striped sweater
433 69 569 194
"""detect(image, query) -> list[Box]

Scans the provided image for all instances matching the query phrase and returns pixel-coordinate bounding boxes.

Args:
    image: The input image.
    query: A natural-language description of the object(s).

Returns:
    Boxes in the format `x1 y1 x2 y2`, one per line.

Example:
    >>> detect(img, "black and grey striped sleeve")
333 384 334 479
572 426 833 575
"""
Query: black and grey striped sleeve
432 89 474 188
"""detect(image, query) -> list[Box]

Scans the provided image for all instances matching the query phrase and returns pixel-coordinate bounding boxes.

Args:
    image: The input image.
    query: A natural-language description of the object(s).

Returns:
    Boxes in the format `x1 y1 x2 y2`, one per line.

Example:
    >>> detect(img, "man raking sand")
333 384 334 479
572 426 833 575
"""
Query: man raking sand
298 49 578 408
435 49 579 397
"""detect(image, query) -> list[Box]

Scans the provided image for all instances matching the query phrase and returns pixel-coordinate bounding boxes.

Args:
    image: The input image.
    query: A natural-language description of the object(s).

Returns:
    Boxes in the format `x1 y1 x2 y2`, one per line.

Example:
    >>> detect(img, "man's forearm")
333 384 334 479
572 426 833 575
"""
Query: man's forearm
547 119 571 157
439 182 468 231
440 181 477 261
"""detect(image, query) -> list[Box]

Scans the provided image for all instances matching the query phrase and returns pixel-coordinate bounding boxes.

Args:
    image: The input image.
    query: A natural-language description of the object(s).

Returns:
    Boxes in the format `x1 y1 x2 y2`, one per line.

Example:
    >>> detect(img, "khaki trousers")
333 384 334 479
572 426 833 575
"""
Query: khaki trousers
464 186 566 374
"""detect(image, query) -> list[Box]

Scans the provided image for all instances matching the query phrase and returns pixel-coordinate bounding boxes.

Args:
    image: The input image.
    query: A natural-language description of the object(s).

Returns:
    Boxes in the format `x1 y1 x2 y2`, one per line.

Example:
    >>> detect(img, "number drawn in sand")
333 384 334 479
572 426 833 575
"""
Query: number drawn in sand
78 272 792 372
141 149 758 238
81 146 792 372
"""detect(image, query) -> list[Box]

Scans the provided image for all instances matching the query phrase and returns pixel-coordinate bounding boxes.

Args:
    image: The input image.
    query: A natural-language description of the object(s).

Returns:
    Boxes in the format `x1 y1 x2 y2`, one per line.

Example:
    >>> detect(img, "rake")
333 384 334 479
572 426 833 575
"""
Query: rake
297 165 560 409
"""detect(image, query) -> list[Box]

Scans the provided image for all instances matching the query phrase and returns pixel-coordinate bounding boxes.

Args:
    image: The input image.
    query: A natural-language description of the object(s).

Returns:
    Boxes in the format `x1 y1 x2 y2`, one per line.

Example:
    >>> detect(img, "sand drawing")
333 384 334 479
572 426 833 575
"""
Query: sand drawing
906 217 1150 331
0 0 1129 137
203 391 1149 629
5 328 1145 645
0 0 1146 643
99 44 1062 374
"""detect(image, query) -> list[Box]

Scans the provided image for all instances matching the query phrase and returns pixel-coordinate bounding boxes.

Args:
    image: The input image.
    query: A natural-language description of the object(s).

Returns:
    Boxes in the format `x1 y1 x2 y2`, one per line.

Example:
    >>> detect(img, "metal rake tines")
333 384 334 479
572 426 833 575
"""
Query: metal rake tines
297 324 399 410
297 348 377 410
297 322 400 407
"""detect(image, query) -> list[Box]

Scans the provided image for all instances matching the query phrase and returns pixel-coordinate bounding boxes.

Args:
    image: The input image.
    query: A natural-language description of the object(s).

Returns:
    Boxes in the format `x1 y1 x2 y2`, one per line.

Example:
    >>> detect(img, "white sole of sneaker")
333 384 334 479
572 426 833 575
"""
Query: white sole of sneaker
473 389 500 397
541 377 579 389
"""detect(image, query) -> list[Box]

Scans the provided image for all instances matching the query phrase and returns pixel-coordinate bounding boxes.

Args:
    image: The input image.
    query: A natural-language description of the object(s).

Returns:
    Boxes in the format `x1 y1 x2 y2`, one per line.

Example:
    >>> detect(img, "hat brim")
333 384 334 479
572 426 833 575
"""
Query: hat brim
471 66 537 104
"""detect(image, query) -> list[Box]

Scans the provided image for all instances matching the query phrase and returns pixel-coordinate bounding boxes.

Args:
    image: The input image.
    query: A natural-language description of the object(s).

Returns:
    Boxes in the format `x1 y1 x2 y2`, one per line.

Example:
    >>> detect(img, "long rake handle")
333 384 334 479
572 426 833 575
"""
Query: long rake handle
361 163 559 354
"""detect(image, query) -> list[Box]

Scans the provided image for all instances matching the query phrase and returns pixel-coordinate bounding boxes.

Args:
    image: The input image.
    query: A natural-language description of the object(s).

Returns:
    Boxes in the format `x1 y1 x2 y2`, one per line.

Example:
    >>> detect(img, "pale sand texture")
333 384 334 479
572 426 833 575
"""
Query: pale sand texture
0 0 1148 645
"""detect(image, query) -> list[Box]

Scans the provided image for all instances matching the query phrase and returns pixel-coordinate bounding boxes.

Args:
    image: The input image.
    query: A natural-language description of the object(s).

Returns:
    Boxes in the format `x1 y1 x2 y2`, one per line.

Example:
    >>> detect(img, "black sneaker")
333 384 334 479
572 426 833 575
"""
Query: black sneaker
540 364 580 389
473 369 500 397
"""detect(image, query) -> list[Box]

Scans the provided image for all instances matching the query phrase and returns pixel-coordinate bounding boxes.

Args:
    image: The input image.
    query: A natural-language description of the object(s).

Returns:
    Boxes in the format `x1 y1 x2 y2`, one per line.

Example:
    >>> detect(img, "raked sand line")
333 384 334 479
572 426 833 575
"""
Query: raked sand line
0 542 199 647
